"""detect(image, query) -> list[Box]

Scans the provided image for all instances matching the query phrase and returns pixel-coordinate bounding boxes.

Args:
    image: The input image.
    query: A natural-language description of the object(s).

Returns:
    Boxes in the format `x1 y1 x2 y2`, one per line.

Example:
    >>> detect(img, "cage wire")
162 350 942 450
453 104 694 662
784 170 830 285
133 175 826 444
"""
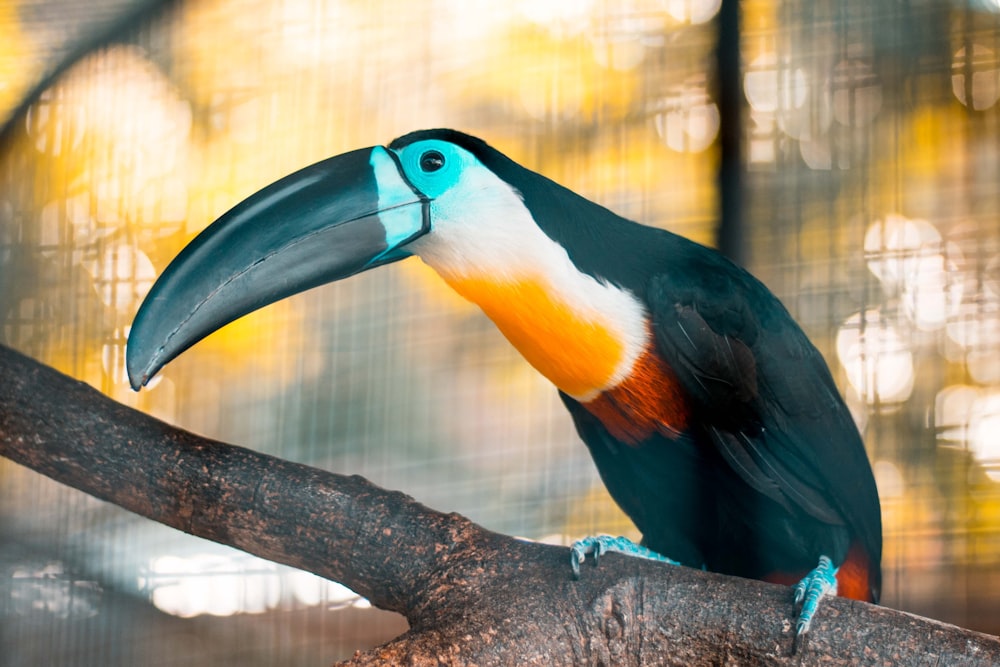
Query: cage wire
1 0 999 664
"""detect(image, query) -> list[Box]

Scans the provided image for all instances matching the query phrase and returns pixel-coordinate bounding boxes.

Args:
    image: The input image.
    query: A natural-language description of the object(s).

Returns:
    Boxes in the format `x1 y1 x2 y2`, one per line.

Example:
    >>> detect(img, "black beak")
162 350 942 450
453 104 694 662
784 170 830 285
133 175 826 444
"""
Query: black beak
126 146 429 389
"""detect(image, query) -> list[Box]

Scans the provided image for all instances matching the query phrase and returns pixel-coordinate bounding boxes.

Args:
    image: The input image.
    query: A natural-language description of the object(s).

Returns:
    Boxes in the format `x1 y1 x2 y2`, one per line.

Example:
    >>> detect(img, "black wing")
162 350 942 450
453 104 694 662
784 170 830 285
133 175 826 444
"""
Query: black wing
646 257 882 595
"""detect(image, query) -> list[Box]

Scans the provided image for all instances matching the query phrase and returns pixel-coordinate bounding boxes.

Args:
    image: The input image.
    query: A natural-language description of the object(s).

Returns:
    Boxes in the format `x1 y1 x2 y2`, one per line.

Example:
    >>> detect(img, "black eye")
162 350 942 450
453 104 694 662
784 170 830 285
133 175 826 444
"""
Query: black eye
419 150 445 172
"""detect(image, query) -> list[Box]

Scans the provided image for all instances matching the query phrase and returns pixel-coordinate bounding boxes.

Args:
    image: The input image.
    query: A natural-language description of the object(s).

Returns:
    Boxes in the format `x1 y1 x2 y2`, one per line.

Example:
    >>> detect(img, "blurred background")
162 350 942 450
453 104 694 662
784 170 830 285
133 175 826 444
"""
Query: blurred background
1 0 999 664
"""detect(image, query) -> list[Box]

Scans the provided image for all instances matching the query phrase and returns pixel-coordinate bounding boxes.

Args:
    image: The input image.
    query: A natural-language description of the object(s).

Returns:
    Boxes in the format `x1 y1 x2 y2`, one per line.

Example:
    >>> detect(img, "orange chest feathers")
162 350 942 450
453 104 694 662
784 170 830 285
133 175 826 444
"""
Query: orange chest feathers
445 276 691 444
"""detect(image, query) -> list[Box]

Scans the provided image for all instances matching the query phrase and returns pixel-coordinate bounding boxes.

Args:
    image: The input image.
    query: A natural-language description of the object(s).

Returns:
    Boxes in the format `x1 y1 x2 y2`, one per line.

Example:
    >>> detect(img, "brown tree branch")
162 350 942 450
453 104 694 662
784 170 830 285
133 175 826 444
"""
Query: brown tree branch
0 343 997 665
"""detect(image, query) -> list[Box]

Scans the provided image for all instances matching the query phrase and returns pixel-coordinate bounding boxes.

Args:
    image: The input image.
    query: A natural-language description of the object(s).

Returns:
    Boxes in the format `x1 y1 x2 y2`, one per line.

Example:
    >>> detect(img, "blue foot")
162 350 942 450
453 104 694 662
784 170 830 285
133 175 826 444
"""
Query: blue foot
793 555 838 635
570 535 679 578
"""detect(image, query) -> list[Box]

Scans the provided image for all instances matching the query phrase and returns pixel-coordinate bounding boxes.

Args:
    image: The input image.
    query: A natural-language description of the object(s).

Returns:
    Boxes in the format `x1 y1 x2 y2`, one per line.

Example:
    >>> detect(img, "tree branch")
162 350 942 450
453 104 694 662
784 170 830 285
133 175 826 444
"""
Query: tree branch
1 344 997 665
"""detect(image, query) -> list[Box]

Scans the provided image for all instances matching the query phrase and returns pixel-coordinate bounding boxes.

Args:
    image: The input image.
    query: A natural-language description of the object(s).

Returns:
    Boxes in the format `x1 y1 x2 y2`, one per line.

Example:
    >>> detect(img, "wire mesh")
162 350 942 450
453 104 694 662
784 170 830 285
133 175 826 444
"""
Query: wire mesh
1 0 999 664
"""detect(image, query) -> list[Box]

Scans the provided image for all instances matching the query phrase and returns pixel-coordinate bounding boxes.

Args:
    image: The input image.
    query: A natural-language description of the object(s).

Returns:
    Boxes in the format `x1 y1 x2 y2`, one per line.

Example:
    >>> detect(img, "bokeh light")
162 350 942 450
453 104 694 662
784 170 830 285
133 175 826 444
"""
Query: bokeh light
952 44 1000 111
863 214 942 291
664 0 722 25
744 53 808 114
970 391 1000 481
831 58 882 127
653 78 720 153
837 310 915 405
3 0 1000 662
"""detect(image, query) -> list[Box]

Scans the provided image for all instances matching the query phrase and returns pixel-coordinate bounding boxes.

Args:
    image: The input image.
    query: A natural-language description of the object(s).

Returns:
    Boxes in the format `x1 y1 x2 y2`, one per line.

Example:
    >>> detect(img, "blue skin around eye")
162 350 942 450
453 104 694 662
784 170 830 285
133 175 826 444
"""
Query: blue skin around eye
395 140 465 199
368 140 476 264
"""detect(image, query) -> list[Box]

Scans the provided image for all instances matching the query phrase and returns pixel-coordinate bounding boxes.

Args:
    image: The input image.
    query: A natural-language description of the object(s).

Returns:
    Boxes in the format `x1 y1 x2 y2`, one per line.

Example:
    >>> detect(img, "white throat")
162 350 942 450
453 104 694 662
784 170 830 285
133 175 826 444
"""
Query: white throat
407 167 649 400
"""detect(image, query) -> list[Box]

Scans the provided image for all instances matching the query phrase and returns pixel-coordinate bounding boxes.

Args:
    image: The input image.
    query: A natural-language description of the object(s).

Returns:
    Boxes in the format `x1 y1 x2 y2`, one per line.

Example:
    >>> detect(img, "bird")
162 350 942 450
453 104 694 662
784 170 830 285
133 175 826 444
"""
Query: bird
126 128 882 637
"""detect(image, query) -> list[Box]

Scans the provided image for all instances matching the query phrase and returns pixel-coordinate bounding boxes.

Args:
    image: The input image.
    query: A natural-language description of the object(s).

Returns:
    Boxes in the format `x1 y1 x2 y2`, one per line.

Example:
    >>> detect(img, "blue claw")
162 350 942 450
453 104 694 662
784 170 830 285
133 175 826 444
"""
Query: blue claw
570 535 680 578
793 555 838 635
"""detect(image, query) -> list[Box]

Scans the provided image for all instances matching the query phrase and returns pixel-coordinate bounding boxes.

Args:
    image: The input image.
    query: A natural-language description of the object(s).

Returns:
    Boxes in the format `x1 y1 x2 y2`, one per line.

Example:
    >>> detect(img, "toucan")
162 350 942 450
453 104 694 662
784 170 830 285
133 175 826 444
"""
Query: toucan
126 129 882 636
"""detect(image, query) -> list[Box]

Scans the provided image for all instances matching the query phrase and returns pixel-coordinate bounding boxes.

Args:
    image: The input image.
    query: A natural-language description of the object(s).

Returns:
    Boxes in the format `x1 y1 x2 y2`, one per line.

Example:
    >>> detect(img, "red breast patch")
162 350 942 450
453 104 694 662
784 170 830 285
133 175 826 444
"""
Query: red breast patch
583 346 691 445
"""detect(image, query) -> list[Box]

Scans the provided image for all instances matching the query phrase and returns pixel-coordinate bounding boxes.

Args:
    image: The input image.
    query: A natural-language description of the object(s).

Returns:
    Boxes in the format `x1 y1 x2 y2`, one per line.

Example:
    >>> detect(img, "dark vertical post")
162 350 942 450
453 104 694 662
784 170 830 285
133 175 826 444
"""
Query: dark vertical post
714 0 745 265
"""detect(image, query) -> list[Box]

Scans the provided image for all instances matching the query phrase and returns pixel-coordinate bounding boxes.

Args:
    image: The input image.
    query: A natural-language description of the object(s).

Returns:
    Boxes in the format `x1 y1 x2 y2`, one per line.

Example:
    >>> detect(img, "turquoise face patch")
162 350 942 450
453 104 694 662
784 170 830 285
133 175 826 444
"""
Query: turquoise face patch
392 139 470 199
369 146 426 253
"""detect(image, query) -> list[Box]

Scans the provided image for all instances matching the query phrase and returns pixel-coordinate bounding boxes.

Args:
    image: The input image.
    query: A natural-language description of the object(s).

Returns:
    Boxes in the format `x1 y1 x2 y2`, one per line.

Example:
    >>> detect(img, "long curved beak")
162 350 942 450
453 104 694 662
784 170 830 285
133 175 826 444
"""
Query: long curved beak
126 145 429 390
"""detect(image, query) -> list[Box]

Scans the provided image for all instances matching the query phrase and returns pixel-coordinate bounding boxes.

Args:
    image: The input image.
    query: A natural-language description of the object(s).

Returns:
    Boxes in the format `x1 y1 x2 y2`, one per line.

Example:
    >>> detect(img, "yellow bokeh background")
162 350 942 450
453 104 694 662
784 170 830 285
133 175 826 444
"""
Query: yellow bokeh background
1 0 999 662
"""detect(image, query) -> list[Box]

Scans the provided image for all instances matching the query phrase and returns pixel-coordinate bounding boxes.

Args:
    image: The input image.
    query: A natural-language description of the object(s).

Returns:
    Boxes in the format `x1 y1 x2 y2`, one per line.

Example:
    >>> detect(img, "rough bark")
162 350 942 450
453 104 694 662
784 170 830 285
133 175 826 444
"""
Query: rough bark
0 344 997 666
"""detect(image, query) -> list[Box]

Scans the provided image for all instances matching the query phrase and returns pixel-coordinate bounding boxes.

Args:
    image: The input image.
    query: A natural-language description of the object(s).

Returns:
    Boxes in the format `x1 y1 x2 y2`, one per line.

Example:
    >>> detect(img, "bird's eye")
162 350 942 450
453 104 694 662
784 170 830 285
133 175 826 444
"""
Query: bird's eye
419 150 445 173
